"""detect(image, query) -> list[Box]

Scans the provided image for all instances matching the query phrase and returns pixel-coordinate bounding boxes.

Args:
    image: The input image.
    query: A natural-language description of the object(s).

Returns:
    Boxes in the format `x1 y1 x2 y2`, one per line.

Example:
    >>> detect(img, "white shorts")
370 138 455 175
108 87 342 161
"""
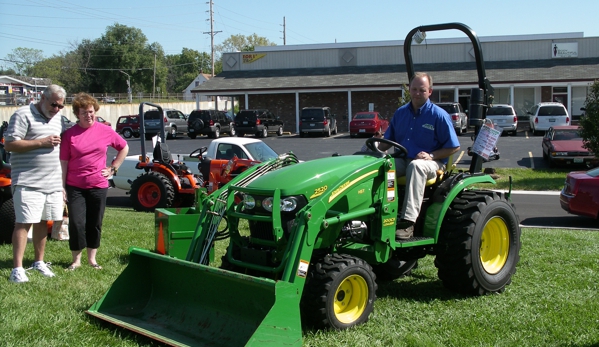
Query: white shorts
11 186 64 224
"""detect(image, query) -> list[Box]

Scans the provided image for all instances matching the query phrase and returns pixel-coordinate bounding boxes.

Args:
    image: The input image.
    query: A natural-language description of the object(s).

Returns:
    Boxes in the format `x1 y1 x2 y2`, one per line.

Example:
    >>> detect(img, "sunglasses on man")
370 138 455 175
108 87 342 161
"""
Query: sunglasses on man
50 102 65 109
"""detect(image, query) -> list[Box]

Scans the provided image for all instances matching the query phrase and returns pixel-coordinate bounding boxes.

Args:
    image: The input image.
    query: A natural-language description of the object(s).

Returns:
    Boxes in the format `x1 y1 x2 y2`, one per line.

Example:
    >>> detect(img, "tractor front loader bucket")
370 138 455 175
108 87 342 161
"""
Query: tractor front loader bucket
87 247 303 347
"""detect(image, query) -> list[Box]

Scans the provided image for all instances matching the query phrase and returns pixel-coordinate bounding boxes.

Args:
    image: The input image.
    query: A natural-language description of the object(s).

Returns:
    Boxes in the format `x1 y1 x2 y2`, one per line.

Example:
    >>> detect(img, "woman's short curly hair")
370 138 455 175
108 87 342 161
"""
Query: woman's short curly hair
71 93 100 115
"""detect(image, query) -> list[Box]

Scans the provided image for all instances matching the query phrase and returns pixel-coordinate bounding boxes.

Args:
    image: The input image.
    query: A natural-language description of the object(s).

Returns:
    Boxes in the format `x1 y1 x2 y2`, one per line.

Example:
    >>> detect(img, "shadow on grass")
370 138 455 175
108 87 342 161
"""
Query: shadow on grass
375 271 467 302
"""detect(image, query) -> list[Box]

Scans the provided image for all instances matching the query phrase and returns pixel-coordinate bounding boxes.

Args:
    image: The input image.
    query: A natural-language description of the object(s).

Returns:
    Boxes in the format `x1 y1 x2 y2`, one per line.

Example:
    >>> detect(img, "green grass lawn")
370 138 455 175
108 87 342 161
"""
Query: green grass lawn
1 206 598 346
468 167 575 191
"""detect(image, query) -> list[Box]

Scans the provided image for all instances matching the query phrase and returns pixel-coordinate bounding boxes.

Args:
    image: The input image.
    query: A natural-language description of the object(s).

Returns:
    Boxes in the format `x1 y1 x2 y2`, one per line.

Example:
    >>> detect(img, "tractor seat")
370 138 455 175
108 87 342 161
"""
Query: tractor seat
397 154 455 186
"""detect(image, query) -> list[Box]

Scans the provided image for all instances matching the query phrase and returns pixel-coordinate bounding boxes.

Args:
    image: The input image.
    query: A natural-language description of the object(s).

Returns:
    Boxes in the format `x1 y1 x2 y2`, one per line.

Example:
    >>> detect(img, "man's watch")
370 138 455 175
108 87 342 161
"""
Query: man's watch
429 153 435 160
110 166 118 174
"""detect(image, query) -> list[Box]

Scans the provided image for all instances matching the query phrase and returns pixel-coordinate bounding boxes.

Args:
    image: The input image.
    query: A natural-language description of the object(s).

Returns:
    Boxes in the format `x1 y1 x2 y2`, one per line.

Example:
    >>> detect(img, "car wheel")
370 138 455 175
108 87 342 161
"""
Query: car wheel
333 124 338 135
276 126 283 136
325 127 331 137
229 127 236 137
211 128 220 139
262 127 268 138
133 132 140 138
122 129 132 138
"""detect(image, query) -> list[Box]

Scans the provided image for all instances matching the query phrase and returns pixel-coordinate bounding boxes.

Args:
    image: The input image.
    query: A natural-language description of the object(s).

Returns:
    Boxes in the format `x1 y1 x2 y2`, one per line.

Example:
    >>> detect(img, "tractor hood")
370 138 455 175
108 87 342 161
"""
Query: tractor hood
246 154 383 198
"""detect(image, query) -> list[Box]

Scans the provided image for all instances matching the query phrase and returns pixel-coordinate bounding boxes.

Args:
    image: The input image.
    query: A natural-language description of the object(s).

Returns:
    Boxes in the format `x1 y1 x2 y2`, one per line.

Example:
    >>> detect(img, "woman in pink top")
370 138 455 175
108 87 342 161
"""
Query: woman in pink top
60 93 129 270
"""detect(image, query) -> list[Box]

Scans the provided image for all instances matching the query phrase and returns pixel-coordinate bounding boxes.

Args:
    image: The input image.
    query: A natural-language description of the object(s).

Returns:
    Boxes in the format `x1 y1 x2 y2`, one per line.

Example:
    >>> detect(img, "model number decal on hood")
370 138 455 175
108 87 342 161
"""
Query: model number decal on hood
310 185 328 199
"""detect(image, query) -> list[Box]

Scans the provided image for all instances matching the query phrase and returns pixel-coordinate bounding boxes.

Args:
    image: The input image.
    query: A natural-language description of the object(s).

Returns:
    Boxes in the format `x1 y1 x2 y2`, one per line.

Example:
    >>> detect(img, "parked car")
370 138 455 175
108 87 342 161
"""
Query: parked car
528 102 570 135
542 126 596 168
187 110 236 139
103 96 116 103
62 116 75 132
435 102 468 134
144 108 188 140
486 104 518 136
96 116 111 127
16 96 28 105
235 109 284 138
299 107 337 137
560 166 599 219
349 111 389 137
110 137 280 191
116 115 140 138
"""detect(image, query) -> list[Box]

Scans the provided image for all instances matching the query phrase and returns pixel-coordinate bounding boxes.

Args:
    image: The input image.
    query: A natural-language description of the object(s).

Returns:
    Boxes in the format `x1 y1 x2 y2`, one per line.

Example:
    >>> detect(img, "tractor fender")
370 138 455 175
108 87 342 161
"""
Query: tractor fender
423 174 496 240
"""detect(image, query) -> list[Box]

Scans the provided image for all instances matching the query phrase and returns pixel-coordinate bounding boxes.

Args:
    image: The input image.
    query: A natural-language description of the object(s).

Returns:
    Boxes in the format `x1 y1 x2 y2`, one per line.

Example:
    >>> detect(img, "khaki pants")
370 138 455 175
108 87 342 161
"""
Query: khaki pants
395 158 443 222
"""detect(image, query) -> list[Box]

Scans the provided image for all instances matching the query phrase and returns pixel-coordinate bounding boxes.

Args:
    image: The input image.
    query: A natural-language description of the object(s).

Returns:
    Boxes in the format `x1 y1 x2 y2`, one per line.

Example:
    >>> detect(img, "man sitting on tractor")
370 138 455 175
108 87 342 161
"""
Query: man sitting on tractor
378 72 460 240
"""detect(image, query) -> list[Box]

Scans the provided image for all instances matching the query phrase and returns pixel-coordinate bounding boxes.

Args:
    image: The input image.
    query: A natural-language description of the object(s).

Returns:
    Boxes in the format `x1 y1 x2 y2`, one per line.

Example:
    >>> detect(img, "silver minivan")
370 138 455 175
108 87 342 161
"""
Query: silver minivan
486 104 518 136
528 102 570 136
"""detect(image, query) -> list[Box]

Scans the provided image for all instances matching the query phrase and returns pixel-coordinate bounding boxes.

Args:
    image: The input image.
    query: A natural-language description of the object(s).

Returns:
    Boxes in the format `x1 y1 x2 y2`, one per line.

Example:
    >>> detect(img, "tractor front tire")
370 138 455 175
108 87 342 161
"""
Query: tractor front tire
0 197 15 244
130 171 175 212
301 254 377 330
435 190 521 295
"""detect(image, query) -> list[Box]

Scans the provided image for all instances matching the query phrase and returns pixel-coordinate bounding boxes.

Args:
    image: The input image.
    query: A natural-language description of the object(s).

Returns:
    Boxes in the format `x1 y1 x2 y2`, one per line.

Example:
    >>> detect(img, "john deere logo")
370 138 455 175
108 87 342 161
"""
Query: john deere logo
422 123 434 131
242 53 266 63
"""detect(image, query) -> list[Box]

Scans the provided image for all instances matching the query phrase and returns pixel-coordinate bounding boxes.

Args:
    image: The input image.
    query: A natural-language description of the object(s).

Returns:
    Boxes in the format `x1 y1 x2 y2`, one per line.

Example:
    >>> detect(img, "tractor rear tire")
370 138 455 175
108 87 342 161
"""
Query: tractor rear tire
0 197 15 244
372 258 418 281
301 253 377 330
130 171 175 212
435 190 521 295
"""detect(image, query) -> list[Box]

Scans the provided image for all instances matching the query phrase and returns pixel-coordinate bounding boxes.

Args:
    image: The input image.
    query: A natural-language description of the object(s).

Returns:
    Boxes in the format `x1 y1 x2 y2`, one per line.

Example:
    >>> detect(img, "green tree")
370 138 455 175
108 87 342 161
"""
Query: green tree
397 84 411 106
215 34 276 56
578 80 599 157
5 47 44 76
86 24 165 94
166 49 211 93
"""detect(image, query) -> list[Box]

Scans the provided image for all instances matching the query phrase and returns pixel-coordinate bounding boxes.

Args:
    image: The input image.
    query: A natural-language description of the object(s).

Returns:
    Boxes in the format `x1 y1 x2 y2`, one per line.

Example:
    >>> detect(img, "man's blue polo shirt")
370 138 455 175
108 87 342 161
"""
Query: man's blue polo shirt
384 99 460 164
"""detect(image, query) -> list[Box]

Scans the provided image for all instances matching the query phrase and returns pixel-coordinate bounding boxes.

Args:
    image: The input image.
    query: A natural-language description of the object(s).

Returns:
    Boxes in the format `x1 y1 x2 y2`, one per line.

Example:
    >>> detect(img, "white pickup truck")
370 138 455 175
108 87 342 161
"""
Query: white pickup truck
110 137 280 191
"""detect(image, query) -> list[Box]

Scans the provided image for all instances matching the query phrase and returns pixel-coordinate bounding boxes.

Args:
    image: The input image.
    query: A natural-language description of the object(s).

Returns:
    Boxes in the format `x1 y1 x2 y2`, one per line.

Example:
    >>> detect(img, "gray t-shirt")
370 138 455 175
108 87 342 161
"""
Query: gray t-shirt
5 104 63 193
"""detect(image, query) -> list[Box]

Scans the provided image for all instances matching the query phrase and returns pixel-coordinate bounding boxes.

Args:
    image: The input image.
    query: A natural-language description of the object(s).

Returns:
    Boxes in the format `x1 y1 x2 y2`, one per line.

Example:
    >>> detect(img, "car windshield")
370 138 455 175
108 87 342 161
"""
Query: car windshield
301 109 324 121
145 111 161 120
538 106 566 116
245 142 279 162
553 130 582 141
487 107 514 116
355 114 375 119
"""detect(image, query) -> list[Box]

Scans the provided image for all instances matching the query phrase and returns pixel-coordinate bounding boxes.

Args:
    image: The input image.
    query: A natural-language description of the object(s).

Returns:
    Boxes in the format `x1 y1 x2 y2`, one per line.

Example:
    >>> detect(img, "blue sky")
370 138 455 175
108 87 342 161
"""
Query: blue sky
1 0 597 67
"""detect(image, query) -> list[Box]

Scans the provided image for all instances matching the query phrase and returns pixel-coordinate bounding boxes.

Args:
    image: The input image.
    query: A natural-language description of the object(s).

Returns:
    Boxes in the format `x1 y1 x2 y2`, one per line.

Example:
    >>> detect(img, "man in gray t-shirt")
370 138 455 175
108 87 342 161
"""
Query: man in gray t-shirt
4 84 67 283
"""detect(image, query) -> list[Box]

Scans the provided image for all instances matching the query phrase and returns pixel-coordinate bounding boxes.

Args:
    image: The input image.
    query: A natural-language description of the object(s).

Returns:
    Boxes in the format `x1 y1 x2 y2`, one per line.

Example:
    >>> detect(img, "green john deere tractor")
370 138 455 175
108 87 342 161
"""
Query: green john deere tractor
88 23 521 347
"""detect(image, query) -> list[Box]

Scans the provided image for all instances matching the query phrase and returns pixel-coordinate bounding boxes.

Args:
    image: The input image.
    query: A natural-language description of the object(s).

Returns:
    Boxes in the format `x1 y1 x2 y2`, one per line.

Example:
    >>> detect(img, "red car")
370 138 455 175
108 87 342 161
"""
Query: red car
560 167 599 219
541 126 596 168
349 112 389 137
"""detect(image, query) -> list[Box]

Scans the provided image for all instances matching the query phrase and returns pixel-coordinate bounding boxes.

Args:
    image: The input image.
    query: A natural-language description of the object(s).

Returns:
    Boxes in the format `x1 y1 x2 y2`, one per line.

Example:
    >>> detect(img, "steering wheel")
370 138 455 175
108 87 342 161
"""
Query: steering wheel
189 146 208 159
365 137 408 158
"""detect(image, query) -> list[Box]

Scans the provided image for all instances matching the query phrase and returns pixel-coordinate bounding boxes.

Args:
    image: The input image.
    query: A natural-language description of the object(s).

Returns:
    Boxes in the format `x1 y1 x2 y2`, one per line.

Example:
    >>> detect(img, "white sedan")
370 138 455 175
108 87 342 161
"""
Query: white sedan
110 137 280 191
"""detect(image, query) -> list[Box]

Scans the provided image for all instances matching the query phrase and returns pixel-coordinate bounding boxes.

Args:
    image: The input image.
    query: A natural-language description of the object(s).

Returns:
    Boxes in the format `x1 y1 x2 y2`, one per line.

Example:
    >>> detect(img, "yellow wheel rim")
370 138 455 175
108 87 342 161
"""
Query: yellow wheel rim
334 274 368 324
480 216 510 274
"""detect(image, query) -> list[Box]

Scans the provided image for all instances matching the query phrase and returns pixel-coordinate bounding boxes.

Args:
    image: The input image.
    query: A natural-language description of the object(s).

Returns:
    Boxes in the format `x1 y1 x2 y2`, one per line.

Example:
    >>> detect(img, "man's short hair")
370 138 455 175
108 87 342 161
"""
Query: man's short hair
410 72 433 88
43 84 67 100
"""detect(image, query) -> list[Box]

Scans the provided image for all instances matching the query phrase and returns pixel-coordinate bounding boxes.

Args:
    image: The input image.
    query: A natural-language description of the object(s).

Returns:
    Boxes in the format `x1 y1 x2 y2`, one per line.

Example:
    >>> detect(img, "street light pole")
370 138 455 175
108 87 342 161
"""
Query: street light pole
119 70 132 103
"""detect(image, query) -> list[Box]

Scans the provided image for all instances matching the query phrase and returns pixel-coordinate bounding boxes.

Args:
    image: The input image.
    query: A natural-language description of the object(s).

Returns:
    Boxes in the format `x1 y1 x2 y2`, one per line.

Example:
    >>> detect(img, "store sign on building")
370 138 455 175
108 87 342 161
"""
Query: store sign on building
242 53 266 64
551 43 578 58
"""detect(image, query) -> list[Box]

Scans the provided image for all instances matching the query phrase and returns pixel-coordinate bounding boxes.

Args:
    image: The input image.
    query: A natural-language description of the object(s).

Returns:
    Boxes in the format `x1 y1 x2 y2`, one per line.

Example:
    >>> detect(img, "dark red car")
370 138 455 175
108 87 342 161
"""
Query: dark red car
541 126 596 167
349 112 389 137
560 167 599 219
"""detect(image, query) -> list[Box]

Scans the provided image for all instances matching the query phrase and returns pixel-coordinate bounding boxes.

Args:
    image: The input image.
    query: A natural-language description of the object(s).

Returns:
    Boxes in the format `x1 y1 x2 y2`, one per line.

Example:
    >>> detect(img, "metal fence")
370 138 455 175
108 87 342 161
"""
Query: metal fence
0 92 191 106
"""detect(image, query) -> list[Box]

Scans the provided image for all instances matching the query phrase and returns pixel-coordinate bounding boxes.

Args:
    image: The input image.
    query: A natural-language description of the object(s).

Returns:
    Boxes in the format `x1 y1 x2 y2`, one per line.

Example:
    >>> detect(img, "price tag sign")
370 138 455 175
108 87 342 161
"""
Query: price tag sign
471 124 501 160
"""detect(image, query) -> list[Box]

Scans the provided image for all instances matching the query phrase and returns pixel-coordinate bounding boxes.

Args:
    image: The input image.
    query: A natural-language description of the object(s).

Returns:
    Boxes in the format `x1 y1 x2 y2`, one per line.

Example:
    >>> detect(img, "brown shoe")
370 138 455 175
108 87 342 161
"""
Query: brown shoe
395 224 414 240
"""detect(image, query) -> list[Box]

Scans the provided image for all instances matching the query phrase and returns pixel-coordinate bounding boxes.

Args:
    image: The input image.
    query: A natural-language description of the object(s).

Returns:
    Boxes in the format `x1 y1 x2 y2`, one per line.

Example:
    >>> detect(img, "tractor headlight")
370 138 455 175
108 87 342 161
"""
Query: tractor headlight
243 195 256 209
263 196 299 212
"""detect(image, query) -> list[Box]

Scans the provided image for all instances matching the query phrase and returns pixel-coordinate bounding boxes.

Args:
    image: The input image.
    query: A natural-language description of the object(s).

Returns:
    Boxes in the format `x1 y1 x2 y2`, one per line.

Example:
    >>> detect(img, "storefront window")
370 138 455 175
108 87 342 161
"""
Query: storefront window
513 88 535 120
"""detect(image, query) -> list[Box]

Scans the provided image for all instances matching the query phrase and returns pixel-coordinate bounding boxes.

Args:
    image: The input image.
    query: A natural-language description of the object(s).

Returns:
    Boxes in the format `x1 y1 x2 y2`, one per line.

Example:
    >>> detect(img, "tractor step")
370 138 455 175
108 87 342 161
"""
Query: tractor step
396 236 435 247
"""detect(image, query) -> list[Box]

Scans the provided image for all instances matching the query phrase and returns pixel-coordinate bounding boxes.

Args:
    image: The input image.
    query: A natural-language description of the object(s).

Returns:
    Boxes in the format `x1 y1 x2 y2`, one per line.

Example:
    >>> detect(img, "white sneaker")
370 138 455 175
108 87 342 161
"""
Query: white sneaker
31 261 56 278
9 267 29 283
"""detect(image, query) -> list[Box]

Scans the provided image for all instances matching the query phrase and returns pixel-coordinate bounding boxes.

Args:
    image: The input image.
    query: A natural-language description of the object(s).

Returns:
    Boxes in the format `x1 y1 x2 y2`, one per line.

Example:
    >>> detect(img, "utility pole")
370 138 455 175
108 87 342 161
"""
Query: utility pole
203 0 222 77
281 16 286 45
153 53 156 100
